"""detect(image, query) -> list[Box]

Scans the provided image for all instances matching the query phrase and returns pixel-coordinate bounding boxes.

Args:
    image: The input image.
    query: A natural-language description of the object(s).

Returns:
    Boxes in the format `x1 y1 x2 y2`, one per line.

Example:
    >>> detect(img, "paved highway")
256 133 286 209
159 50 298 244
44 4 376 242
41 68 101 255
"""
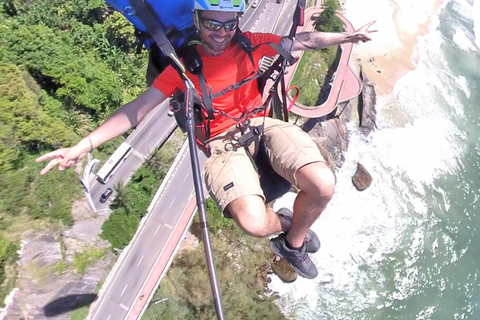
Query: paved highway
90 142 206 320
89 102 176 212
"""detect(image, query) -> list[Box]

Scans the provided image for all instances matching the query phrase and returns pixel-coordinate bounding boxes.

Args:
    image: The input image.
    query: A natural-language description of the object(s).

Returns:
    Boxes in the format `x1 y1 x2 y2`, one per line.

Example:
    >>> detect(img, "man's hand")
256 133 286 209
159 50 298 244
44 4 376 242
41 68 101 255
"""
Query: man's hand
35 143 89 175
345 20 377 44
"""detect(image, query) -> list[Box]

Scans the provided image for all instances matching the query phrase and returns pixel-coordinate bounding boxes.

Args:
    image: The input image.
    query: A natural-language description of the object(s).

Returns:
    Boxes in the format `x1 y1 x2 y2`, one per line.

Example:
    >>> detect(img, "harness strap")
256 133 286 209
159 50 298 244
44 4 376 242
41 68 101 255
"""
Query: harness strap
198 73 215 120
210 40 296 99
129 0 187 77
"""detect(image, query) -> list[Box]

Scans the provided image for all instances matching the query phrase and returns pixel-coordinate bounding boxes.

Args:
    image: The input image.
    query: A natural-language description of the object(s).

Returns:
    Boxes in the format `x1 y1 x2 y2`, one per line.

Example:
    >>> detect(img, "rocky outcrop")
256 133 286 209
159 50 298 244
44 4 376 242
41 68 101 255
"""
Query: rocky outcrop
271 257 297 283
303 100 352 169
5 201 115 320
352 162 373 191
358 68 377 136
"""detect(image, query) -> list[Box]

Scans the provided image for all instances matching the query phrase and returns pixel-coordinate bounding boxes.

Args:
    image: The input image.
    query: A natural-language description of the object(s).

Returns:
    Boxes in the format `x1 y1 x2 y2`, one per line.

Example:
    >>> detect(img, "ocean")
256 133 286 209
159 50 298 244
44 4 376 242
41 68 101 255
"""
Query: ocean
270 0 480 319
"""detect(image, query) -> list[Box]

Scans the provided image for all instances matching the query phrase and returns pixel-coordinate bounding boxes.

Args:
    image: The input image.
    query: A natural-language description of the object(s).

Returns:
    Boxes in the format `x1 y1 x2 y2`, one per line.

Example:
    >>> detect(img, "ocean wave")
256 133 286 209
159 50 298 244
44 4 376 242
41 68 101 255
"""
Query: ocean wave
474 0 480 48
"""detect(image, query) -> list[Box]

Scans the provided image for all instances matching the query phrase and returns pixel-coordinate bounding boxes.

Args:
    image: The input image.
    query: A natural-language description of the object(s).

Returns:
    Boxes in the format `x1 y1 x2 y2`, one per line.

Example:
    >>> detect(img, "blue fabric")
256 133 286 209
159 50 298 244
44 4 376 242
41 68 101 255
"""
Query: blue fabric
105 0 195 47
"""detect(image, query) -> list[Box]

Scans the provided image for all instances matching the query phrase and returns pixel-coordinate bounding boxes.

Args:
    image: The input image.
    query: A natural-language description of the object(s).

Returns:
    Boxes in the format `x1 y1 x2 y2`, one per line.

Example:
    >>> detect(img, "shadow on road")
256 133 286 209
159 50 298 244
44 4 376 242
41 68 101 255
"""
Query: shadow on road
43 293 97 317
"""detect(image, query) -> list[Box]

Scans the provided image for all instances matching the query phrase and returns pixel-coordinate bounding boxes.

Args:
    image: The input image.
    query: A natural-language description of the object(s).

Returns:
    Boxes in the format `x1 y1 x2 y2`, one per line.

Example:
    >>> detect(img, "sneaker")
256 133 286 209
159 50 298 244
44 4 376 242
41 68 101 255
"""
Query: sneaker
270 233 318 279
276 208 321 253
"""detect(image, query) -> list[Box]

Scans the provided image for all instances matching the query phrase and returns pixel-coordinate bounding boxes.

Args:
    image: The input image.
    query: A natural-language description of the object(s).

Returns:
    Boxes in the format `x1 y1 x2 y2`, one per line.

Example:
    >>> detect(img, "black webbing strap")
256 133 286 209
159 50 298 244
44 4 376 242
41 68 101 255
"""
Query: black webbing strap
129 0 186 77
198 73 215 120
210 41 296 99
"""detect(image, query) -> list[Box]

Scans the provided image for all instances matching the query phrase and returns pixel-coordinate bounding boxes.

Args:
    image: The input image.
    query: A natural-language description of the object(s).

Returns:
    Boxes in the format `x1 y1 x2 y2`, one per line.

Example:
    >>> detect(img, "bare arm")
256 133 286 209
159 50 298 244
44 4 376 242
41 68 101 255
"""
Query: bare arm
282 20 377 51
36 87 168 175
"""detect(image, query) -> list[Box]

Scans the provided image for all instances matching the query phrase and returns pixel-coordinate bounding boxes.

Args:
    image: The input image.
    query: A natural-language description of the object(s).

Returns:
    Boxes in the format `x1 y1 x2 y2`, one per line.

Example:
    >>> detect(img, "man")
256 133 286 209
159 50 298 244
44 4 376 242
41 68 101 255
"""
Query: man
36 0 375 279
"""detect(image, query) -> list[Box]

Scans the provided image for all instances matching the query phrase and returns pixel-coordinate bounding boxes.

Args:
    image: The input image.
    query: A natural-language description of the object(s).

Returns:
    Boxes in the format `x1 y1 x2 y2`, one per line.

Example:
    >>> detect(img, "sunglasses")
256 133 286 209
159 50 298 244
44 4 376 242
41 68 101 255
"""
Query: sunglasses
200 18 238 32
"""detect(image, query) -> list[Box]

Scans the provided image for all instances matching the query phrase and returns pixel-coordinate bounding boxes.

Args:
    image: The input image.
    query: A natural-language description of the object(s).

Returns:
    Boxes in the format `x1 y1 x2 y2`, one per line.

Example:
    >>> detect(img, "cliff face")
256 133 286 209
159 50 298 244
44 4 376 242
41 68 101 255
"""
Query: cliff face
358 69 378 136
302 68 377 173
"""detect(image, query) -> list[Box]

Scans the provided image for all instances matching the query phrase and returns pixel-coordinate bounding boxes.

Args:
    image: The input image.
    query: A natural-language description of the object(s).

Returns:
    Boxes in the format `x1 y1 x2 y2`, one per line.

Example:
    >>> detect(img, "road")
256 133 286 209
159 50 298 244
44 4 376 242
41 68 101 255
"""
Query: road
282 4 363 117
89 101 176 212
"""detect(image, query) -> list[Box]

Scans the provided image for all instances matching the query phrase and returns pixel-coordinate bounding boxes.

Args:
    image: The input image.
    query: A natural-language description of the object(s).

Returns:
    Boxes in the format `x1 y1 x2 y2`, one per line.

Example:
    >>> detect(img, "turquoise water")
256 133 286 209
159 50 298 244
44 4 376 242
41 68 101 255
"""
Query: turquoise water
270 0 480 319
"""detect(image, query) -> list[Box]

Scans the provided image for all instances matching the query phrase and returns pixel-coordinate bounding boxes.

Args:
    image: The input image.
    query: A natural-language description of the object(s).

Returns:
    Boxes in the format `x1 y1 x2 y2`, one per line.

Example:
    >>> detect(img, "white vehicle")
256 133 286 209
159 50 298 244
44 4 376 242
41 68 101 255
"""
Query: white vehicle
96 142 133 184
252 0 258 7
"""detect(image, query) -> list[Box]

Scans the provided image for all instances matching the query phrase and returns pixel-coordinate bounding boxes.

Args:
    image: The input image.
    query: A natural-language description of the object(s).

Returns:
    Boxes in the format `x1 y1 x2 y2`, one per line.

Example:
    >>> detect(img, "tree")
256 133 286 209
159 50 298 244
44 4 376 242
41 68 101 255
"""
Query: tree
315 0 344 33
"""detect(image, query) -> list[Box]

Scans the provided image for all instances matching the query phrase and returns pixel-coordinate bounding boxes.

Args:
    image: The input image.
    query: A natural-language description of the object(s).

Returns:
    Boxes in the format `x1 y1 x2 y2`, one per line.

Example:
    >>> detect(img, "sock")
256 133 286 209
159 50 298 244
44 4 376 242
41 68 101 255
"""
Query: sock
284 235 302 251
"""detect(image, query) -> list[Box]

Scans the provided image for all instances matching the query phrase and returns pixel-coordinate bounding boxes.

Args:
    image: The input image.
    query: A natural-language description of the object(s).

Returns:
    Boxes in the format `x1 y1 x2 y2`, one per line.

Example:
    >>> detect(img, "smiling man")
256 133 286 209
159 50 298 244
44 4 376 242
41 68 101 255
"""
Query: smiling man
37 0 375 279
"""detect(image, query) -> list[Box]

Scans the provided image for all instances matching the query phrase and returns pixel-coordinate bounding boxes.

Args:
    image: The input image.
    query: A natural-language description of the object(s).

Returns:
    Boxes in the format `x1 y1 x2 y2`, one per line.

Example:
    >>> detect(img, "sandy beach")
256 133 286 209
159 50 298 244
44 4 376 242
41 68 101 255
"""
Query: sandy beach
342 0 448 95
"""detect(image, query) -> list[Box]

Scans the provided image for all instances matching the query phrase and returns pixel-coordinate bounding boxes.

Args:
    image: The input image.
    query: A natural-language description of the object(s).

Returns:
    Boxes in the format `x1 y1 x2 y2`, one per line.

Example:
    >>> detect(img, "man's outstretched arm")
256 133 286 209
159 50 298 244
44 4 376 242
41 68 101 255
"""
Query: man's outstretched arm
36 87 168 175
282 20 377 51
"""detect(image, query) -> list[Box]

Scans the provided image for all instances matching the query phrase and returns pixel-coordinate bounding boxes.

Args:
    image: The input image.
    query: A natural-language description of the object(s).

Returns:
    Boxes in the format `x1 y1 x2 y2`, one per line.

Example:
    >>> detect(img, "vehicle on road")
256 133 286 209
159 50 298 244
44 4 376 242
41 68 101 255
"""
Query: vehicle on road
96 142 133 184
276 0 281 3
252 0 258 7
99 188 113 203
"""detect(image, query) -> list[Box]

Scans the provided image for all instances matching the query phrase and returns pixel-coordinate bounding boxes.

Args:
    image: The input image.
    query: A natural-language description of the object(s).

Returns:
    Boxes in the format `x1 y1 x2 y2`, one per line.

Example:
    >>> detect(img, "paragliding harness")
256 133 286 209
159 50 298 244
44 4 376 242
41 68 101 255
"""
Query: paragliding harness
168 30 301 203
169 31 298 151
128 0 306 319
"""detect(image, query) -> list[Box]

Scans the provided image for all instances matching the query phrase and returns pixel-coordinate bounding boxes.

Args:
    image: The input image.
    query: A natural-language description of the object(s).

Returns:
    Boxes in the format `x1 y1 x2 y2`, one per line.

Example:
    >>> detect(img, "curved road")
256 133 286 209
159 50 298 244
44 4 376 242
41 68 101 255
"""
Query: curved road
282 6 362 117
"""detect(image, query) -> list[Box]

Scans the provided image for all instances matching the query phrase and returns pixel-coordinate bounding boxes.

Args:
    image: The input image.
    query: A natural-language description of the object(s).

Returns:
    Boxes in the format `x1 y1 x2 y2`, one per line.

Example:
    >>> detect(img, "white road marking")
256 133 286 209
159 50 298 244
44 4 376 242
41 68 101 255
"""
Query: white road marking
154 225 161 236
137 255 144 266
169 198 175 208
183 173 190 182
120 284 128 297
164 223 173 230
119 303 129 311
107 315 112 320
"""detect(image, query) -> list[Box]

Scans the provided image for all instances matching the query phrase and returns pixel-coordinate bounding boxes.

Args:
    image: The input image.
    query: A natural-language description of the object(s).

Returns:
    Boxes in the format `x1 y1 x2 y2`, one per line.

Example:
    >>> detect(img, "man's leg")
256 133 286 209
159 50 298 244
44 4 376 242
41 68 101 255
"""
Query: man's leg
205 138 283 237
286 162 335 248
226 195 282 237
254 117 335 278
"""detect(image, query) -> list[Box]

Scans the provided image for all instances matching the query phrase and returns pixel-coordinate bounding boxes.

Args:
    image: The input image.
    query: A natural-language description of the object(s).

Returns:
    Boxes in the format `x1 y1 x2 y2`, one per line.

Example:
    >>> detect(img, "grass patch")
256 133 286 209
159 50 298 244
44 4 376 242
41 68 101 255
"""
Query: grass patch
72 247 108 275
291 46 339 106
69 305 89 320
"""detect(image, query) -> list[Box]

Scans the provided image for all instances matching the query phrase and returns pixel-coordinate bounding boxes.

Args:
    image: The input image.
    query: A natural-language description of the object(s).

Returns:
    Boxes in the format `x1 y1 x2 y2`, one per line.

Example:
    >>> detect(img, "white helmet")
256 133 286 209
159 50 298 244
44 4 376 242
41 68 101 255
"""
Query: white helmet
194 0 246 12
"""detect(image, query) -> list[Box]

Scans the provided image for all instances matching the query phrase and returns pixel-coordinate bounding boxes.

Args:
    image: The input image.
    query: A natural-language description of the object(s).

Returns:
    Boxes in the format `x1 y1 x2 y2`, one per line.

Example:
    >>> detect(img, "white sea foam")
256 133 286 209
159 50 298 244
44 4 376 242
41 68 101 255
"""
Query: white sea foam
474 0 480 48
453 26 477 51
269 3 469 318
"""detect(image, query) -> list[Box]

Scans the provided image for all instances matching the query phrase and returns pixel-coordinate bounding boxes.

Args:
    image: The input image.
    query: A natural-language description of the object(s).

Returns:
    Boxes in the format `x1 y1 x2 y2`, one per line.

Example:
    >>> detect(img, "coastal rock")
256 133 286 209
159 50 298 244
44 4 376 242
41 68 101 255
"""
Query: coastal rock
358 68 377 136
271 258 297 283
304 101 352 169
352 163 373 191
5 201 115 320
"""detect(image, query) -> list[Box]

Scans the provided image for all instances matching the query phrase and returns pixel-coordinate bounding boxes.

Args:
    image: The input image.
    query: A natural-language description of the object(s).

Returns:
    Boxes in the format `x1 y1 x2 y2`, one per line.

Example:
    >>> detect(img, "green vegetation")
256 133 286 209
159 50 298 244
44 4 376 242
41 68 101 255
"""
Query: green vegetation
291 0 343 106
70 306 89 320
0 237 19 305
72 247 108 275
142 200 285 320
0 0 149 306
315 0 344 33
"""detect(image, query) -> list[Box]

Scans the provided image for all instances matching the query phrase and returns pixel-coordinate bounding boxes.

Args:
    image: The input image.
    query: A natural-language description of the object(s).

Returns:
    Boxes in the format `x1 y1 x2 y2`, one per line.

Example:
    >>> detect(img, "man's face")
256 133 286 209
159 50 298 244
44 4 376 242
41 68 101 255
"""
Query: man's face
196 10 238 56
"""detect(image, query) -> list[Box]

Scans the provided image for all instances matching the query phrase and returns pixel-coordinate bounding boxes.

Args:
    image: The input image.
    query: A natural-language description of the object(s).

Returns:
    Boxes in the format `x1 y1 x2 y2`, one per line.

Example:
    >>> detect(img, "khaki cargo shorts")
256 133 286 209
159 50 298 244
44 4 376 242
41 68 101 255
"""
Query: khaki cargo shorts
204 117 325 212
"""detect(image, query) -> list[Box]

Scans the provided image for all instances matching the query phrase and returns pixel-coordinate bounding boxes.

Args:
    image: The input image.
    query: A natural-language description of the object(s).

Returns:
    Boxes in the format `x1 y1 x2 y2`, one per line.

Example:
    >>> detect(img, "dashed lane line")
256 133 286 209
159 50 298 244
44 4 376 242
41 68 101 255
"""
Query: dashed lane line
154 225 161 236
121 284 128 297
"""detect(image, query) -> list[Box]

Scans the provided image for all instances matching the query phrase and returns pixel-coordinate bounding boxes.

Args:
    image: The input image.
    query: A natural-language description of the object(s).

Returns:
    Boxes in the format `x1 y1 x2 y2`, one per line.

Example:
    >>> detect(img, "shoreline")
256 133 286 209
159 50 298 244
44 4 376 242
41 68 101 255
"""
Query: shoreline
343 0 448 95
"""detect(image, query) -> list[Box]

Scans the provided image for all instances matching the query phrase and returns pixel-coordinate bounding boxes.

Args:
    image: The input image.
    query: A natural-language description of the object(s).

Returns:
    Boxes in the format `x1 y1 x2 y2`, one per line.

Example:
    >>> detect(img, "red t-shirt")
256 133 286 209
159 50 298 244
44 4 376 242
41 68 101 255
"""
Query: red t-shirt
152 32 283 137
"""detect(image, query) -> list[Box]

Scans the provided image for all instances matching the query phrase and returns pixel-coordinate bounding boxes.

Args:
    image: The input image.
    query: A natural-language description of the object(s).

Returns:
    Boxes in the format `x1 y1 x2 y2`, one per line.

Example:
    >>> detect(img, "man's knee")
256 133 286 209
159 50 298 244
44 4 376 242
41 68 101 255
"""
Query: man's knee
296 162 335 200
226 195 272 238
